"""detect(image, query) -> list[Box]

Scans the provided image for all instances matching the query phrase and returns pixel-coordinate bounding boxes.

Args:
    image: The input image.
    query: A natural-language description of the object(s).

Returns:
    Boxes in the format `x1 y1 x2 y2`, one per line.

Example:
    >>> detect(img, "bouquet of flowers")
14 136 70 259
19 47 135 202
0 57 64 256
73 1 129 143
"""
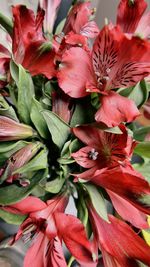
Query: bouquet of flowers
0 0 150 266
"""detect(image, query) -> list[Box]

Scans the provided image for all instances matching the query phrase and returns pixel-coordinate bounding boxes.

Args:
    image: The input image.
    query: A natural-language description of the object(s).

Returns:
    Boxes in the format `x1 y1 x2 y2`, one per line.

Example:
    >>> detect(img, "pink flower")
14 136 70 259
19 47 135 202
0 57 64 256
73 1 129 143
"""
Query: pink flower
117 0 150 38
57 24 150 126
72 125 150 228
7 195 96 267
39 0 62 34
0 44 11 89
88 203 150 267
0 142 41 185
63 1 99 38
0 116 35 141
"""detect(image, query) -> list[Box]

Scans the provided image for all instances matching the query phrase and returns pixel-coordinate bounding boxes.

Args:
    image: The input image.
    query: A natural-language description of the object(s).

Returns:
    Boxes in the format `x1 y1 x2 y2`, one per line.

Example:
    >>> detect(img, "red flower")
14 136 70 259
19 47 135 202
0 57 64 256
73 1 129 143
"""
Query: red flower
57 24 150 126
7 195 96 267
0 116 35 141
72 125 150 228
0 44 11 89
63 1 99 38
117 0 150 38
88 203 150 267
0 142 41 185
12 5 56 78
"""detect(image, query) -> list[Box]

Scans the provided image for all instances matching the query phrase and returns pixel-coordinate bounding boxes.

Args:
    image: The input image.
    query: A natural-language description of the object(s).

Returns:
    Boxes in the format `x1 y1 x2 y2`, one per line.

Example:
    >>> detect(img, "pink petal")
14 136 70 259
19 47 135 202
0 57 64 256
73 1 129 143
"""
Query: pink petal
108 190 149 229
57 47 96 98
136 11 150 38
39 0 61 33
54 212 96 266
72 146 99 169
92 25 150 91
95 91 140 127
116 0 147 33
80 21 99 38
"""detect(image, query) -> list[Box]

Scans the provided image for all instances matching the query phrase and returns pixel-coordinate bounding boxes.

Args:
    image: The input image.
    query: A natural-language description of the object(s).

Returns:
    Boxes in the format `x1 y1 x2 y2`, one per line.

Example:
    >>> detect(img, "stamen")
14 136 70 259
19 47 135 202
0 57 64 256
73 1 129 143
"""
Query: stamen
95 71 101 77
106 68 111 73
88 148 99 160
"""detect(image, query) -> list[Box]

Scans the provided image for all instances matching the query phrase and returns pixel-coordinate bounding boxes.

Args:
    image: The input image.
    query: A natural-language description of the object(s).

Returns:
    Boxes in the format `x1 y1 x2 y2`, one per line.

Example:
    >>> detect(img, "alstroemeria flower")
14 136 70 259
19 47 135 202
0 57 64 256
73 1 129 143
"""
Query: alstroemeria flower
0 116 35 141
0 142 41 185
0 44 11 89
117 0 150 38
39 0 61 35
57 24 150 126
88 203 150 267
72 125 150 228
63 1 99 38
12 5 56 78
7 195 96 267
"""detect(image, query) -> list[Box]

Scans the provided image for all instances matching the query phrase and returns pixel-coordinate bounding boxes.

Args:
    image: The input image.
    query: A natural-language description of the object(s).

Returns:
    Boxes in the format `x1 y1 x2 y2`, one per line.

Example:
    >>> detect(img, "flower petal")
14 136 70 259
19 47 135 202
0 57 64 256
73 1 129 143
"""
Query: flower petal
54 212 96 266
89 206 150 266
57 47 96 98
95 91 140 127
108 190 149 229
117 0 147 33
92 166 150 215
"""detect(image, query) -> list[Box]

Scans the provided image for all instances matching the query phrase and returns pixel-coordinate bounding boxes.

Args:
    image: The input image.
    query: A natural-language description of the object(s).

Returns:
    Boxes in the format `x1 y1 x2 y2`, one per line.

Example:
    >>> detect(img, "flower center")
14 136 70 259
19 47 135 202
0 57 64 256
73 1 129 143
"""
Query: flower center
88 148 99 160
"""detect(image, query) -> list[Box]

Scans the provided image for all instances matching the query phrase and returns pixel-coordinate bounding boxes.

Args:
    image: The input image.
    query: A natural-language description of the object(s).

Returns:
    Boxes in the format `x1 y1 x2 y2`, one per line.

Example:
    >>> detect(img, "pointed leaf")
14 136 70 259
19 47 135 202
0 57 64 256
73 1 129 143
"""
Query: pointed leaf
84 184 109 222
134 142 150 158
17 65 35 124
0 209 26 225
134 127 150 141
30 97 49 139
42 110 70 149
0 94 18 121
45 178 65 193
0 12 13 35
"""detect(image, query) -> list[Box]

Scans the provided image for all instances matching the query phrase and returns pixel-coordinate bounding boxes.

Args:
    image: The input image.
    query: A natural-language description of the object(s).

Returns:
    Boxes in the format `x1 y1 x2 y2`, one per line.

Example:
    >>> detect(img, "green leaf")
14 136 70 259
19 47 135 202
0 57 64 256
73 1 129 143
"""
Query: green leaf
55 18 66 34
118 80 149 108
134 162 150 183
0 170 46 205
30 97 49 139
58 139 80 165
0 12 13 35
17 65 35 124
84 184 109 222
133 127 150 141
0 94 18 121
45 178 65 193
134 142 150 158
13 148 48 174
10 60 19 86
0 209 26 225
70 98 95 127
42 110 70 149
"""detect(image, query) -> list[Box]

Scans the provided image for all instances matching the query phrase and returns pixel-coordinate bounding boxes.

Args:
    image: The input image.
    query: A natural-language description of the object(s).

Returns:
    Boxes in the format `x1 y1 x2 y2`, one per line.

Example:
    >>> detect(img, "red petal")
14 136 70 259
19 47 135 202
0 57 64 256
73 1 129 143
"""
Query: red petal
22 41 56 78
117 0 147 33
44 237 67 267
57 47 96 98
63 2 92 35
8 196 47 214
108 190 149 229
89 207 150 266
95 91 140 127
92 166 150 215
24 232 46 267
52 91 71 123
54 212 96 266
72 146 99 169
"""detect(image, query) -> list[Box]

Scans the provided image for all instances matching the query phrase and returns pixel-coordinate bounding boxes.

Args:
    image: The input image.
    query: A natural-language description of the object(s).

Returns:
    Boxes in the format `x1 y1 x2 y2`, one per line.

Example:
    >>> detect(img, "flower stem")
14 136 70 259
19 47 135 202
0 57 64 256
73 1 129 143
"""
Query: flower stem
67 256 75 267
